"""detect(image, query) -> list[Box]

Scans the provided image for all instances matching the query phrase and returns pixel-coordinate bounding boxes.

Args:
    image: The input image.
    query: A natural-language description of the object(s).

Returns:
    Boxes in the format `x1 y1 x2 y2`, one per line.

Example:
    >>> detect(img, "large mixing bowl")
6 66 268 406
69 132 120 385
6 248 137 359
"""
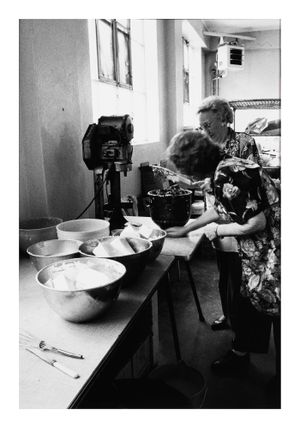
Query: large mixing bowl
56 218 110 241
112 228 166 262
27 239 82 271
79 236 152 287
147 229 167 261
36 257 126 323
19 217 63 254
147 189 192 230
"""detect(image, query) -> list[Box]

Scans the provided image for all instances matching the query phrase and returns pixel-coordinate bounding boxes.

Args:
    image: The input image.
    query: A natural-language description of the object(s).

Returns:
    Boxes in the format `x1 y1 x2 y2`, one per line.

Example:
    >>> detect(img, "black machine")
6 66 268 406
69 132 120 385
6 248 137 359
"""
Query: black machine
82 115 134 230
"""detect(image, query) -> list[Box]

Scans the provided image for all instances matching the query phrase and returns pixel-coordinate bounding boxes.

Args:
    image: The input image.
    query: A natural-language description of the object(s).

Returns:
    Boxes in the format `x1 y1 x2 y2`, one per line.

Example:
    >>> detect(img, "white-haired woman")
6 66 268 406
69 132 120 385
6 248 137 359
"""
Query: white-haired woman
197 95 260 161
197 96 261 331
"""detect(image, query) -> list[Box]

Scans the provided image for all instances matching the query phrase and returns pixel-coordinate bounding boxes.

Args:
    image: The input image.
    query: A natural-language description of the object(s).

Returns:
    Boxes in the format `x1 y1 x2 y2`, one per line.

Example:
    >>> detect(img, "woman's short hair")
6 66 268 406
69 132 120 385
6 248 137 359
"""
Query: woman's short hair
166 130 222 178
197 96 233 124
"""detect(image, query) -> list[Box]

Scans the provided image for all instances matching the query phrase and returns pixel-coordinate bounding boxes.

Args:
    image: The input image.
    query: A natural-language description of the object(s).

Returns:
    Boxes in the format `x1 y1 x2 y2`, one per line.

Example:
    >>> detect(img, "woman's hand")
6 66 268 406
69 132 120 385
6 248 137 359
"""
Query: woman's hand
166 226 187 238
198 177 212 192
203 223 218 241
188 177 212 191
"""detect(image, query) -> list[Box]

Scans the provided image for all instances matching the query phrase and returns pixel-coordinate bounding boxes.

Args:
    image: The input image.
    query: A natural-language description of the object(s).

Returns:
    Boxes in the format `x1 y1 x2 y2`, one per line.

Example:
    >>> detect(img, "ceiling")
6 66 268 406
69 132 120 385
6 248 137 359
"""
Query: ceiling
202 19 280 34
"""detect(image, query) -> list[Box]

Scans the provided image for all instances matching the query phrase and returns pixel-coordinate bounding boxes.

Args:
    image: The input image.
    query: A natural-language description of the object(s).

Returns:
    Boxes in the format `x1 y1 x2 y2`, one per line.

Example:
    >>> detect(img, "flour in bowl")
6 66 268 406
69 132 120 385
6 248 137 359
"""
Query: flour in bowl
46 265 111 291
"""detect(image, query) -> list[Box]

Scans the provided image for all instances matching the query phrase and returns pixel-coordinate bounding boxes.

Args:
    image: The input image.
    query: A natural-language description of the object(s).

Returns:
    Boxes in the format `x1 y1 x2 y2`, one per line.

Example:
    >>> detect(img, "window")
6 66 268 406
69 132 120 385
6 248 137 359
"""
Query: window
182 20 204 129
95 19 132 88
88 19 159 145
183 37 190 103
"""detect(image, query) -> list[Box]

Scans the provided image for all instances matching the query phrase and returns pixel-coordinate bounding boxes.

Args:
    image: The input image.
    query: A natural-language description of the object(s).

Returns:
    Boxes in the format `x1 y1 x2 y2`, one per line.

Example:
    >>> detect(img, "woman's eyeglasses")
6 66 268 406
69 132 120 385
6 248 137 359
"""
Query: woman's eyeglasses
198 121 212 131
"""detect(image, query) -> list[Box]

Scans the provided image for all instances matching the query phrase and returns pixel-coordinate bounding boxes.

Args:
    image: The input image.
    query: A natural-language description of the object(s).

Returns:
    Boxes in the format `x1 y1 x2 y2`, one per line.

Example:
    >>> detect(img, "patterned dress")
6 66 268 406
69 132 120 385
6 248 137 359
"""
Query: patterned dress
223 128 261 164
206 128 261 252
213 156 280 316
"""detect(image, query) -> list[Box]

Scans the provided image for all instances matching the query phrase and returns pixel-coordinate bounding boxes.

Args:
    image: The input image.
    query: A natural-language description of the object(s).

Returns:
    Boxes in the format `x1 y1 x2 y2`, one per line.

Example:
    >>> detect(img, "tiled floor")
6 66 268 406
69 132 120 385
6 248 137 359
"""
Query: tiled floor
156 242 280 409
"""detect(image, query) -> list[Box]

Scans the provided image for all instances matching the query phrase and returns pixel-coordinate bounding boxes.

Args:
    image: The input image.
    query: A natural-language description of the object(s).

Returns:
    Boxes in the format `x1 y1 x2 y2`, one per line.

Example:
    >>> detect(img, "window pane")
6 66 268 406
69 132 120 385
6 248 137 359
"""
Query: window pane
131 40 145 92
116 19 130 30
117 30 132 85
183 39 189 68
183 70 189 103
183 38 190 103
96 20 115 80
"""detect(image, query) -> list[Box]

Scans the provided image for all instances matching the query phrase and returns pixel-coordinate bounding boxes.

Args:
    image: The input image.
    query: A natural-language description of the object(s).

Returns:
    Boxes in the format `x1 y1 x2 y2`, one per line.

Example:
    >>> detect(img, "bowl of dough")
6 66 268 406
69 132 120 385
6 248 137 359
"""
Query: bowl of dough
112 222 167 262
36 257 126 322
79 236 152 287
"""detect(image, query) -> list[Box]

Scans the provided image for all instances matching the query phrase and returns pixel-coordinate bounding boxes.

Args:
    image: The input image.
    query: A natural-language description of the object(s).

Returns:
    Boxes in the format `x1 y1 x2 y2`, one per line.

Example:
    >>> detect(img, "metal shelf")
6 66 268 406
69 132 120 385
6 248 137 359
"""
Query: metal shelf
229 98 281 134
229 98 281 110
249 133 281 137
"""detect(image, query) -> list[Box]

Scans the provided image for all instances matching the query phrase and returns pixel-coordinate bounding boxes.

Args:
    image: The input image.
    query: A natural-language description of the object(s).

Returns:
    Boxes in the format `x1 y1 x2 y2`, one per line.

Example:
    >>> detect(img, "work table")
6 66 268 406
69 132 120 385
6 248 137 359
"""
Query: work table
125 216 208 324
19 216 208 408
125 216 206 261
19 254 174 409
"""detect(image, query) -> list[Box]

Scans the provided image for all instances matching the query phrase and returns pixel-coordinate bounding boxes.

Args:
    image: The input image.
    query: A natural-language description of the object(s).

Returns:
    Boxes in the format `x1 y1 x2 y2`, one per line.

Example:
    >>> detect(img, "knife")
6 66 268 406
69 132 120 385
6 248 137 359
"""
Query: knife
26 347 80 379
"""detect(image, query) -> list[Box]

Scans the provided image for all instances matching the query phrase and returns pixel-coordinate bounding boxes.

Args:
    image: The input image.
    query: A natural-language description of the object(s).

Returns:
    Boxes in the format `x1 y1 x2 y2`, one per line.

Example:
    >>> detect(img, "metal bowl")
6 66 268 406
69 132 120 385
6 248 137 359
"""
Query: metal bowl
111 228 166 262
56 218 110 241
147 229 167 261
36 257 126 323
19 217 63 254
79 236 152 287
27 239 82 271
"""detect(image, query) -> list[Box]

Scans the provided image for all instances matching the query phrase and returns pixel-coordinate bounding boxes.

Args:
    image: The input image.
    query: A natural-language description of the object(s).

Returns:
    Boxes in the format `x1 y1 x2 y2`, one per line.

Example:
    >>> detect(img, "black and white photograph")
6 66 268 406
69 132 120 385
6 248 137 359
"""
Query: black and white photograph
10 1 297 421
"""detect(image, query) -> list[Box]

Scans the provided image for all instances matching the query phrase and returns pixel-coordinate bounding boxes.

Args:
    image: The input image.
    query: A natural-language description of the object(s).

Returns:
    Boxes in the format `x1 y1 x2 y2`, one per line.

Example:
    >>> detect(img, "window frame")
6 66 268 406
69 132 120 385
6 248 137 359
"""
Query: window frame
95 19 133 90
182 37 190 104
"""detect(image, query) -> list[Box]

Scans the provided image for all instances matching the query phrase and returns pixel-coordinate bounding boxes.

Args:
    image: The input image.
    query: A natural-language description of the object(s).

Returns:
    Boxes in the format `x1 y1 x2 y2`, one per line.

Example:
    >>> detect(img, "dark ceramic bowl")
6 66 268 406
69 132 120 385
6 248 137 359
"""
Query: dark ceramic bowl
147 189 192 230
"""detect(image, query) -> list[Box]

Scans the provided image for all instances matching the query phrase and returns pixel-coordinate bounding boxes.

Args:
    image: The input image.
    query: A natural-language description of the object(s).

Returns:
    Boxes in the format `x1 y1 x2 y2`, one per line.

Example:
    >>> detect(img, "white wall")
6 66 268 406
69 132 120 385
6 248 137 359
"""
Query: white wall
218 30 280 100
203 30 280 100
20 20 95 222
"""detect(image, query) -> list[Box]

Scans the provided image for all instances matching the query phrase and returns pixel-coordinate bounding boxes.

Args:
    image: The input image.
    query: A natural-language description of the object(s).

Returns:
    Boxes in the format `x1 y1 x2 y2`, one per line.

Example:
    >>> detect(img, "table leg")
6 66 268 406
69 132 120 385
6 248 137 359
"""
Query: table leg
166 272 182 362
183 259 206 322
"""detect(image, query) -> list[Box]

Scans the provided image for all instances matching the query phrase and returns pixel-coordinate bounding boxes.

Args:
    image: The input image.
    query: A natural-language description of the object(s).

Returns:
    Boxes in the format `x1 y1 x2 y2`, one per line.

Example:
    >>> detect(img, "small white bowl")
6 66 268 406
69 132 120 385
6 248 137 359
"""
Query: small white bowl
19 217 63 253
56 219 110 241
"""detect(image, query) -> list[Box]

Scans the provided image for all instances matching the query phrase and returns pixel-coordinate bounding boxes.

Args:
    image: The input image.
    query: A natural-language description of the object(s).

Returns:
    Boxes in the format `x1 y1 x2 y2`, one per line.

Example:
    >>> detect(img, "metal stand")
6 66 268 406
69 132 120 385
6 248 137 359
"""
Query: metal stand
108 166 127 231
93 165 127 230
94 169 105 219
166 272 182 362
183 259 206 322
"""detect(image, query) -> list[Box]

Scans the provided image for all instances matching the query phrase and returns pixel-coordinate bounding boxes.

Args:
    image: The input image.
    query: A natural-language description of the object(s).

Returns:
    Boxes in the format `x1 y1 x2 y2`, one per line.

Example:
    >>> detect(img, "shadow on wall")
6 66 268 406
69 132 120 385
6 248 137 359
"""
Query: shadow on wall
41 125 93 221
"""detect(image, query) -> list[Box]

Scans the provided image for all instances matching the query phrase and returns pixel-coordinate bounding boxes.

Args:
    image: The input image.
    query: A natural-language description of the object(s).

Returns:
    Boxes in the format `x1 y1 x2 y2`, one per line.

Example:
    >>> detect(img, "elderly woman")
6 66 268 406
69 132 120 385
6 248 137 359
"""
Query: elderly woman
166 130 280 378
196 96 261 331
197 96 260 161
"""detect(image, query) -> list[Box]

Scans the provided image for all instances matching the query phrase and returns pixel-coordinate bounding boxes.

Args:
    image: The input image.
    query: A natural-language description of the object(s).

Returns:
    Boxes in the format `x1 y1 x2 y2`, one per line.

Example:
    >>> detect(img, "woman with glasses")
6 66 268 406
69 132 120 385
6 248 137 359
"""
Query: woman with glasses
178 96 262 332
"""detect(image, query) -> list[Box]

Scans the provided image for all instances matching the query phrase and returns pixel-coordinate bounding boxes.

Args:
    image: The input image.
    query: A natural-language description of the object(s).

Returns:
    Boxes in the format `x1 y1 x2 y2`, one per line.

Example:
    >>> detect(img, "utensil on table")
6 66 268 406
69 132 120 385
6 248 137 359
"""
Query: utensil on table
20 330 84 359
25 347 80 379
